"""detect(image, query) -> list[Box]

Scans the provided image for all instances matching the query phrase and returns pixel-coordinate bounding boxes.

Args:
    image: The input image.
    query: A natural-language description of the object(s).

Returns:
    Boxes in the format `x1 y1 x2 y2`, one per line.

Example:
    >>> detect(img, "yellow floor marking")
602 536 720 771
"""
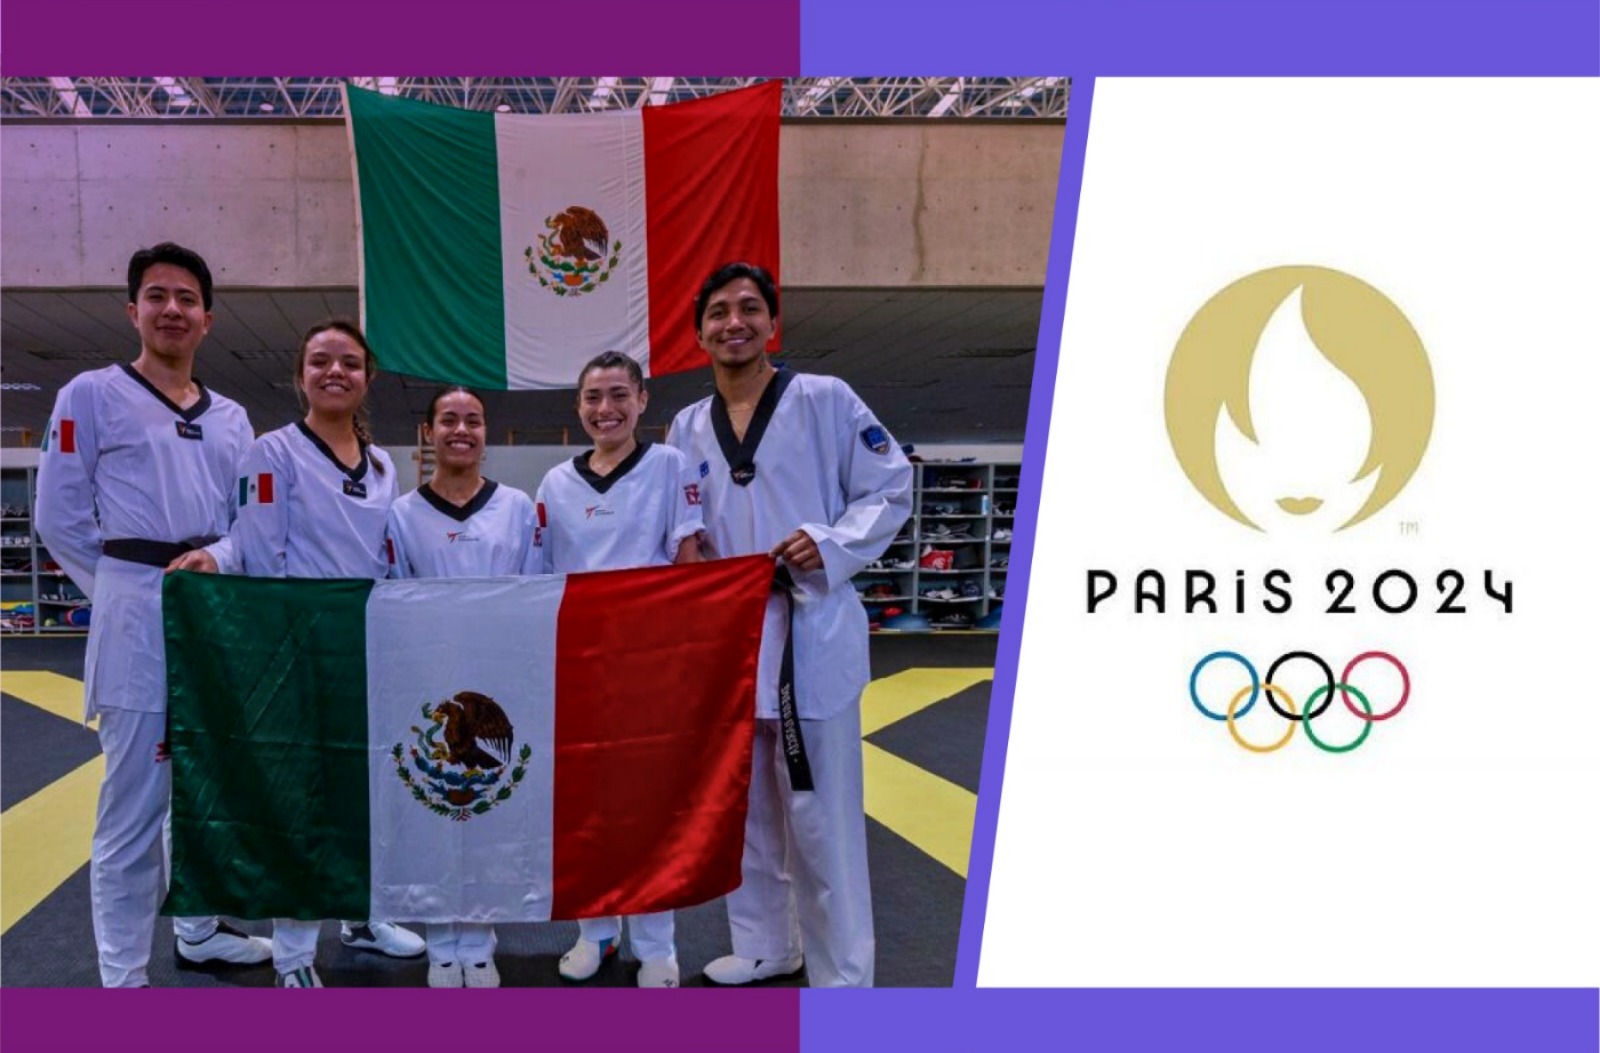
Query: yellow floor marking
859 667 991 878
1 755 103 936
861 667 991 737
863 742 978 878
0 670 95 728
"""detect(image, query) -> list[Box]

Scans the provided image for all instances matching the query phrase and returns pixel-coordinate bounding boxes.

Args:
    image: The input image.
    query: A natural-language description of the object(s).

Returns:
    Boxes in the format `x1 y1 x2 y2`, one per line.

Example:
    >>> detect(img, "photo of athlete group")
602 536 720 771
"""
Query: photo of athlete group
34 241 913 989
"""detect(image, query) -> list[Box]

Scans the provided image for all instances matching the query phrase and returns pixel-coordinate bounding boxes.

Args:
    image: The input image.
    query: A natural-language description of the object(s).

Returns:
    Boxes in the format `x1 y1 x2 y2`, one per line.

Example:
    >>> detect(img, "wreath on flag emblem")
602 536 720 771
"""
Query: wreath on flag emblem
392 692 532 821
524 205 621 297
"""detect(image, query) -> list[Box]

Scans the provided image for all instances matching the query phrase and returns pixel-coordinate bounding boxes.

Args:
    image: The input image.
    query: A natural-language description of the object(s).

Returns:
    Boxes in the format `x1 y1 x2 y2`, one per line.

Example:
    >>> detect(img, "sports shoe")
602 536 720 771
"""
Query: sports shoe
276 965 323 988
637 956 681 988
175 921 272 968
993 528 1013 541
464 960 501 988
559 936 617 981
702 954 804 985
428 961 464 988
341 921 425 959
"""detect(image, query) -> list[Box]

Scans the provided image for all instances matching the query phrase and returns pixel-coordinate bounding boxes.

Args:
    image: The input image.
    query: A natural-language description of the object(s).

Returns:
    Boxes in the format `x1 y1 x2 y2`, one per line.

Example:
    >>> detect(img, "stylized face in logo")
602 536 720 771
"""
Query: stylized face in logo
1164 266 1434 532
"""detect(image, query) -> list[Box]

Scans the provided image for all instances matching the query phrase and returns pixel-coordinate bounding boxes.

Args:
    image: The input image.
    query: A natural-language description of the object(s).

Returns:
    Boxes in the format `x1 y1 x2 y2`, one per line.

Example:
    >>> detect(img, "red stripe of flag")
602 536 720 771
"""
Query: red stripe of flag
257 473 274 504
59 419 76 453
550 554 772 919
642 80 781 377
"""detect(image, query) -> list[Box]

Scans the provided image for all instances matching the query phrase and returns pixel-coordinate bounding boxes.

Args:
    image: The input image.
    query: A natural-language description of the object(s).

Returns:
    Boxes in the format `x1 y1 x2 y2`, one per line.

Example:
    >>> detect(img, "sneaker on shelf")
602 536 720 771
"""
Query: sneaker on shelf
559 936 618 982
702 954 804 986
992 528 1013 542
464 960 501 989
924 523 953 539
918 546 955 571
276 965 323 988
960 580 983 598
884 557 914 570
921 586 959 601
990 554 1010 568
931 611 975 629
341 921 425 959
175 921 272 968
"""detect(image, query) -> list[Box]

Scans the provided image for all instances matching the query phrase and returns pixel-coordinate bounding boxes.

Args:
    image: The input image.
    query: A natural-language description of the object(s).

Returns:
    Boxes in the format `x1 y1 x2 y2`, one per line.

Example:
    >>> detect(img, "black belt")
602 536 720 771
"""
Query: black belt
103 536 219 568
772 565 815 793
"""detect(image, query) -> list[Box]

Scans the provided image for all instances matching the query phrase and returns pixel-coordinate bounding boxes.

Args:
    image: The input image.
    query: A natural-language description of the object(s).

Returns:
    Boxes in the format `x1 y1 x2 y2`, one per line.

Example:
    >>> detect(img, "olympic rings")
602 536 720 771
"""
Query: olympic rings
1225 683 1296 754
1190 650 1410 754
1190 650 1258 721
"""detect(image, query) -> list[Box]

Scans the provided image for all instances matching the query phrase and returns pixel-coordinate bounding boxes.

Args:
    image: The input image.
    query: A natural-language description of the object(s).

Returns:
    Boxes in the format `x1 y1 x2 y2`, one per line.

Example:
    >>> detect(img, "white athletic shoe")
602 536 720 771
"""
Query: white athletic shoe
427 961 463 988
702 954 804 985
175 921 272 967
558 936 617 981
341 921 426 959
276 965 324 988
464 960 501 989
637 956 681 988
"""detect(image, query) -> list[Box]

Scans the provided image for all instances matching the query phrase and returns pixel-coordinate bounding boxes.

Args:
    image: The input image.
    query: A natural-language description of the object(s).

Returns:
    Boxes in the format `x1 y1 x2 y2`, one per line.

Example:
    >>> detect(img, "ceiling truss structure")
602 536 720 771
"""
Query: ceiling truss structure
0 77 1067 120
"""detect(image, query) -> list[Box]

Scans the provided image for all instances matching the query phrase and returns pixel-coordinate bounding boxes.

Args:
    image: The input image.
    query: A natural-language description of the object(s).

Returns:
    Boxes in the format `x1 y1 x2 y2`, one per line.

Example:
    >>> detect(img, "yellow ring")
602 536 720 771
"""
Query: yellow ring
1226 683 1297 754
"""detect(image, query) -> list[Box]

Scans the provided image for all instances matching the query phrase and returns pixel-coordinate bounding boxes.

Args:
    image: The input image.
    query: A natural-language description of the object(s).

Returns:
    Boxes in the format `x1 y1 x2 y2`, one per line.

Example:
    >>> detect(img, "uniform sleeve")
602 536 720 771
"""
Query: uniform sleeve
664 449 706 560
233 438 291 578
797 381 914 595
383 507 412 580
516 492 543 576
530 477 553 575
33 377 103 599
203 410 255 575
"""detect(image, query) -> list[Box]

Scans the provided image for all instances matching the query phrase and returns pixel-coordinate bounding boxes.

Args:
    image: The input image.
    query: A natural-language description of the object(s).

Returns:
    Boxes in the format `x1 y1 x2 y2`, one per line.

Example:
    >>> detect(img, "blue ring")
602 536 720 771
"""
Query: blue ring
1190 651 1259 722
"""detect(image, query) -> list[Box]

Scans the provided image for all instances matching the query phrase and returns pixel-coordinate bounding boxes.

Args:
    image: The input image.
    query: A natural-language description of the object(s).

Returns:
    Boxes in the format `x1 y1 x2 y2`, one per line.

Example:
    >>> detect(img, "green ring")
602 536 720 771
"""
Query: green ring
1301 683 1373 754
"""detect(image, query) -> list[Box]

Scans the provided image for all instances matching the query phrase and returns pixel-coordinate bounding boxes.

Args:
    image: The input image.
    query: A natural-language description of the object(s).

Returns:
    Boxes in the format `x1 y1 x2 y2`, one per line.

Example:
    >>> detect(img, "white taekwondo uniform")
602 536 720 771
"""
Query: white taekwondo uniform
233 421 398 972
35 363 253 988
533 440 705 963
667 368 912 987
384 477 539 967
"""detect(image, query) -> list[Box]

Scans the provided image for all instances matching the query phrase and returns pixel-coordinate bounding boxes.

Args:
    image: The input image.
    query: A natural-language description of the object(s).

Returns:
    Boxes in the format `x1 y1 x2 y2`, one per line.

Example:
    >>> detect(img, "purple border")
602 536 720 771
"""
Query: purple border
799 0 1600 74
951 76 1095 989
799 990 1600 1052
0 1 802 76
0 989 801 1053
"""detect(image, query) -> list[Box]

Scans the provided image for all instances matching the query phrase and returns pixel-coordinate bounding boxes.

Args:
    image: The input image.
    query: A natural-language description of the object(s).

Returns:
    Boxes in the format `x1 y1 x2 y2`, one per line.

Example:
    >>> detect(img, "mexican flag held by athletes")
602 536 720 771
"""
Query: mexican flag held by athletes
344 80 781 390
161 556 773 923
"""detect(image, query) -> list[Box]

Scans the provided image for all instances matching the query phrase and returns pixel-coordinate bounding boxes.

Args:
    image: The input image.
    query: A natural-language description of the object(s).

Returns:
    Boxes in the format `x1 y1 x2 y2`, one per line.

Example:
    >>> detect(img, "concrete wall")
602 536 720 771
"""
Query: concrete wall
1 122 1061 289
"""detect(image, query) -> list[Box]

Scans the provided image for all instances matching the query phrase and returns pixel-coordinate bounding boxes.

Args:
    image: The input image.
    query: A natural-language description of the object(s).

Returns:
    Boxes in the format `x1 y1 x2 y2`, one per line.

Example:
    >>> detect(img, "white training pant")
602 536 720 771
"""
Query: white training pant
577 911 676 962
90 707 217 988
724 707 875 987
426 923 498 966
271 919 321 972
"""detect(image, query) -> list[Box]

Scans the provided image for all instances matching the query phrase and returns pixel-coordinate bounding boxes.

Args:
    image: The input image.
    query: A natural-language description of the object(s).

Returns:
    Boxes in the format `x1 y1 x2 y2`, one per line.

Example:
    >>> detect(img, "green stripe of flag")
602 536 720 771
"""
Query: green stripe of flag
163 573 375 920
347 85 508 389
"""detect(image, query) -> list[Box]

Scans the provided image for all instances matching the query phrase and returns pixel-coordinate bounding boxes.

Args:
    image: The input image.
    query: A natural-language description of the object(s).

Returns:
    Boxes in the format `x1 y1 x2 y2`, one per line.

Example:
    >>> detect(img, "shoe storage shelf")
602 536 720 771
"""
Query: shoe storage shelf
855 461 1019 633
1 466 91 635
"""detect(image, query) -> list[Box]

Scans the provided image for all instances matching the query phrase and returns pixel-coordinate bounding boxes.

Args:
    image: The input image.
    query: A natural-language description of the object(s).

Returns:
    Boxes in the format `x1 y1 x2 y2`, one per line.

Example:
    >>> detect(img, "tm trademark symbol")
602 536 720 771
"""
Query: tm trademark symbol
1399 521 1420 536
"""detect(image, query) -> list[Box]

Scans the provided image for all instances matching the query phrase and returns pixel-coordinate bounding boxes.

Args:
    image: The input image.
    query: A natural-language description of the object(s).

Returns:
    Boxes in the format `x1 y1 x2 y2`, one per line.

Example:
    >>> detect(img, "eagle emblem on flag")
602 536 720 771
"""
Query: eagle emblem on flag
392 691 532 821
525 205 622 297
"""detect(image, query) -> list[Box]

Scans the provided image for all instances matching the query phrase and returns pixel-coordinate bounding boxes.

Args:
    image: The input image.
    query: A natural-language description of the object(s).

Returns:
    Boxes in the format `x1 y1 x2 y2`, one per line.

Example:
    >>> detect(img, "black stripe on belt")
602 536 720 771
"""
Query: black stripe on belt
103 536 219 568
772 564 815 793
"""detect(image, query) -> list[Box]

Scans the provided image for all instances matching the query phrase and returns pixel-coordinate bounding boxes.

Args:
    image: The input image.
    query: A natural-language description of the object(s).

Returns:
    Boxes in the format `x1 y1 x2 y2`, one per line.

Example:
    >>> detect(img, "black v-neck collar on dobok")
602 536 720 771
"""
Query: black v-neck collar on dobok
711 367 794 487
418 479 499 522
118 362 213 422
295 421 369 481
574 441 651 495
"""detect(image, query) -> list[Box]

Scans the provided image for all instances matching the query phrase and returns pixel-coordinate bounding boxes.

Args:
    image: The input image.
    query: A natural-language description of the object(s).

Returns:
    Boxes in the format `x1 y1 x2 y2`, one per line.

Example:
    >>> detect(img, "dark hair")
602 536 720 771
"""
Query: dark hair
127 242 215 311
294 319 385 475
693 262 779 333
424 385 486 427
576 350 645 393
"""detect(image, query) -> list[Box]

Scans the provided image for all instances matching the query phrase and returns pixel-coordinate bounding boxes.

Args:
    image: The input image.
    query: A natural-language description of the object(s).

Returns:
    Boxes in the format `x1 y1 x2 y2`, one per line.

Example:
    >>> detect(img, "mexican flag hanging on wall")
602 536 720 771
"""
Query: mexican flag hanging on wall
344 80 782 390
160 556 773 923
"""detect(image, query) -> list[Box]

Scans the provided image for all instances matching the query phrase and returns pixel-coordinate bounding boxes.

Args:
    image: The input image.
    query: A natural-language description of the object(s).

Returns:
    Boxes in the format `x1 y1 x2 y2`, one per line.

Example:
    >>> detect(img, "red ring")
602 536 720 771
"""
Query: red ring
1341 651 1410 721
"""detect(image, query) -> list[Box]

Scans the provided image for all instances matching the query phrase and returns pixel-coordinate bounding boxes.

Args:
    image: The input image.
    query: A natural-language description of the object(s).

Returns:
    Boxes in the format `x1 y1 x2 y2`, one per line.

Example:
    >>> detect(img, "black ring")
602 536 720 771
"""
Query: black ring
1264 651 1335 721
